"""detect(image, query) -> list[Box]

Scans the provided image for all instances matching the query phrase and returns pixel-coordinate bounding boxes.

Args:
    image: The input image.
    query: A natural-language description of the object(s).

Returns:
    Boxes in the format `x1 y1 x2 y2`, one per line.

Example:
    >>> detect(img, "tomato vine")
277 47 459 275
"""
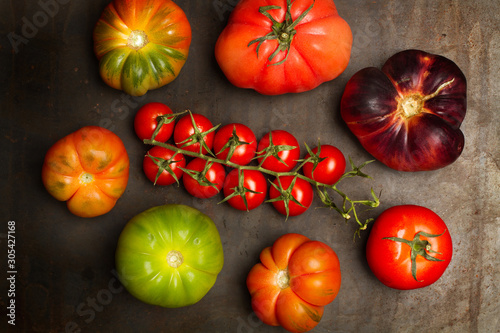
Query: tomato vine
142 110 380 236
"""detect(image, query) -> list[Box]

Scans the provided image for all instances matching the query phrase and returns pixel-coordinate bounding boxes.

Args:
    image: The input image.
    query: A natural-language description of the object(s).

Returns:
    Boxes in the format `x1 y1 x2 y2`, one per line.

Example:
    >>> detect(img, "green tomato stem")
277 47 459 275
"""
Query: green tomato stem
144 137 379 236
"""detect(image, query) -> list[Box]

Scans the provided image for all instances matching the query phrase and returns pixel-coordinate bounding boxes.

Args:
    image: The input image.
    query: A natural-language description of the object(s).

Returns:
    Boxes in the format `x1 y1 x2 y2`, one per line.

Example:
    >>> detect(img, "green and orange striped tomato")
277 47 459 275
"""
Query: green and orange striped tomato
93 0 192 96
116 205 224 308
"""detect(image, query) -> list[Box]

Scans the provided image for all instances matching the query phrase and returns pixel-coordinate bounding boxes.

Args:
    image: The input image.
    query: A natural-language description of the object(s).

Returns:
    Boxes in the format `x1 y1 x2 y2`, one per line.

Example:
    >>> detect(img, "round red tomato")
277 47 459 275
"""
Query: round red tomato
302 144 346 185
215 0 352 95
182 158 226 199
247 233 341 333
269 176 313 217
174 113 216 154
366 205 453 290
214 123 257 166
257 130 300 172
134 102 175 142
222 169 267 211
143 145 186 186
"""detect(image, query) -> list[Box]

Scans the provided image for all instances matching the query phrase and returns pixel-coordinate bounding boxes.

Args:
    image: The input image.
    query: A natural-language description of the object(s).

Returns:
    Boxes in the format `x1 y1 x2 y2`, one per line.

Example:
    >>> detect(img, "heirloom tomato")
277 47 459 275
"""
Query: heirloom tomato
42 126 129 218
174 113 216 154
182 158 226 199
93 0 192 96
215 0 352 95
247 233 341 333
366 205 453 290
134 102 175 142
341 49 467 171
143 145 185 186
116 204 224 308
302 144 346 185
257 130 300 172
213 123 257 166
269 176 313 217
222 169 267 211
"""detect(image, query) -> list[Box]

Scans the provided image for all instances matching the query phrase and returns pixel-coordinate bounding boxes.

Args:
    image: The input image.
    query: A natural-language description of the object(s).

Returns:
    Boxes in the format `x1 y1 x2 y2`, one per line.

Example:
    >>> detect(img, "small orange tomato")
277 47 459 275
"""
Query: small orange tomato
247 233 341 333
42 126 129 218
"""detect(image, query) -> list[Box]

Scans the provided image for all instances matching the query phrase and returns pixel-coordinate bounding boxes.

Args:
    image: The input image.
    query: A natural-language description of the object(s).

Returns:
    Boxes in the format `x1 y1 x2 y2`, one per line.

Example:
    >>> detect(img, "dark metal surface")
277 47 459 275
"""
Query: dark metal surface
1 0 499 332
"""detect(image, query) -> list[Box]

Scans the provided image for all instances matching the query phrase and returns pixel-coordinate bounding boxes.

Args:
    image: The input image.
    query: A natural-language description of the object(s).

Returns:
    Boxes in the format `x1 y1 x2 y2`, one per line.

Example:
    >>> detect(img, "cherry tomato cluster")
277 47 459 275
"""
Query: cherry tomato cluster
134 103 347 217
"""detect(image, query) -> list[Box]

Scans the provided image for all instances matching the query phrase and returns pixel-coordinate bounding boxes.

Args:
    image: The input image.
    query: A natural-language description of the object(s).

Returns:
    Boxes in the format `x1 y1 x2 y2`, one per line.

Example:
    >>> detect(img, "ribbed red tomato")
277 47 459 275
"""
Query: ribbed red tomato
341 49 466 171
247 233 341 333
215 0 352 95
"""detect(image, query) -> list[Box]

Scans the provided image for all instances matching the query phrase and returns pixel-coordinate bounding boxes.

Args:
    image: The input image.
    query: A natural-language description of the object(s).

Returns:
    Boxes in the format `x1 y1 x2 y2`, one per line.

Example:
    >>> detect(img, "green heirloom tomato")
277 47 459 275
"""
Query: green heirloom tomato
116 204 224 308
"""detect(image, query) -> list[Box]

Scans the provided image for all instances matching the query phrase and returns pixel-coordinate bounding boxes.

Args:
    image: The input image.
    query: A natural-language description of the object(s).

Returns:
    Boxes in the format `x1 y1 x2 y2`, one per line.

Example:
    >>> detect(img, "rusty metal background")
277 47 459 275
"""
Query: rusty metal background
1 0 499 332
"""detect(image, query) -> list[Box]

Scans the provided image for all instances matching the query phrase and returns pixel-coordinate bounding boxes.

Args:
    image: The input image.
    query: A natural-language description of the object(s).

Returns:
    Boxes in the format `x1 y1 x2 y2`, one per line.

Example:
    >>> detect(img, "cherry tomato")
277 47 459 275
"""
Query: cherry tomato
366 205 453 290
134 102 175 142
183 158 226 199
269 176 313 217
257 130 300 172
302 144 346 185
143 146 186 186
214 123 257 166
174 113 216 154
223 169 267 211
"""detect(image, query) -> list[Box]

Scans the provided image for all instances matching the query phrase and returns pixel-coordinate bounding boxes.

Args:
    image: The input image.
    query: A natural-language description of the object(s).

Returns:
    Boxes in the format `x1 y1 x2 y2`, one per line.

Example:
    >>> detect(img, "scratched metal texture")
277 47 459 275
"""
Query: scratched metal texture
1 0 499 332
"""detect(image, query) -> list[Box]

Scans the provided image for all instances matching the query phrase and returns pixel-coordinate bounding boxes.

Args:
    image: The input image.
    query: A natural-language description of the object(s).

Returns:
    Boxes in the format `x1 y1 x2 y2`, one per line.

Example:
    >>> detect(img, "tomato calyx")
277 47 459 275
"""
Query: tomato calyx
79 172 94 184
296 142 328 178
180 161 221 192
397 78 456 119
147 152 184 186
166 250 184 268
216 125 251 162
127 30 149 50
150 110 188 141
267 176 306 219
219 169 263 211
276 269 290 289
256 131 297 168
248 0 315 66
176 111 220 155
383 231 446 282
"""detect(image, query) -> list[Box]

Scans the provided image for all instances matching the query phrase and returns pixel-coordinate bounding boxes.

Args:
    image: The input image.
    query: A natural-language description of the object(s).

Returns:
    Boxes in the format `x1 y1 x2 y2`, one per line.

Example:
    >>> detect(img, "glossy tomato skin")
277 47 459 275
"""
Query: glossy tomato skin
214 123 257 165
116 204 224 307
341 49 466 171
366 205 453 290
42 126 129 218
183 158 226 199
223 169 267 211
257 130 300 172
247 233 341 333
215 0 352 95
303 145 346 185
134 102 174 142
174 113 215 154
143 145 185 186
93 0 192 96
269 176 313 216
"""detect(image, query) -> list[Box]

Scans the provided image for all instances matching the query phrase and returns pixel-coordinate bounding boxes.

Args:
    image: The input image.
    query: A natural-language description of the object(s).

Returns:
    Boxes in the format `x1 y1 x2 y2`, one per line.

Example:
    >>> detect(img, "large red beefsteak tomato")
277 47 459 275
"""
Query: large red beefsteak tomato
93 0 192 96
247 233 341 333
215 0 352 95
341 49 467 171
